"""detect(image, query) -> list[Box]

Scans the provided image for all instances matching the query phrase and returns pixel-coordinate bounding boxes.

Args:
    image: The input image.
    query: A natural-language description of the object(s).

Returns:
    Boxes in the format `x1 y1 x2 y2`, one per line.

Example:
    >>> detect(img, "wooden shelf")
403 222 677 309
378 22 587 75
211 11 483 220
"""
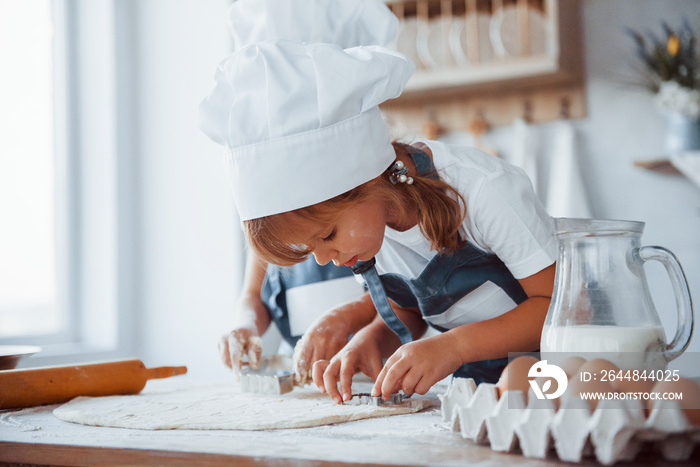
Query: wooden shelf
382 0 586 134
633 159 682 175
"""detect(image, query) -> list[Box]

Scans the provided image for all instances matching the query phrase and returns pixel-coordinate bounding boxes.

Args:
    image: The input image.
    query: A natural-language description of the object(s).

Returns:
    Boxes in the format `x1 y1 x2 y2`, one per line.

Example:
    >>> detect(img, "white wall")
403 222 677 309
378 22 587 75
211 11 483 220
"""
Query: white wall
131 0 248 379
131 0 700 379
580 0 700 360
446 0 700 359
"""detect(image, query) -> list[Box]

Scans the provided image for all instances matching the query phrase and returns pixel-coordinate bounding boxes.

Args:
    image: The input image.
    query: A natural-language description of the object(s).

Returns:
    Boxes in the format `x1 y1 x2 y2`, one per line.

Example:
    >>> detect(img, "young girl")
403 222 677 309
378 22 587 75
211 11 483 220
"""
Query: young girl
200 1 556 403
250 140 555 403
214 0 399 382
218 249 364 380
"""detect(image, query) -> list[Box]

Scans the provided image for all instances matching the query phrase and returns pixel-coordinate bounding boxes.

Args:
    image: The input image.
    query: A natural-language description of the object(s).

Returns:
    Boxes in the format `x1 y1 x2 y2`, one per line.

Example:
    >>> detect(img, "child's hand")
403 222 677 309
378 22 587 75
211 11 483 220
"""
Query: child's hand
293 313 354 386
311 332 384 404
218 249 269 376
218 327 263 375
294 293 378 386
371 333 463 400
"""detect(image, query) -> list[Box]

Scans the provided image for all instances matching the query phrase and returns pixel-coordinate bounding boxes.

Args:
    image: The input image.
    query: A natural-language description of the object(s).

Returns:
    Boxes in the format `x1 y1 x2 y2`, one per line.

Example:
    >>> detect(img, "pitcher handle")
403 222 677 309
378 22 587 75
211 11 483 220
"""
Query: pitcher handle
638 246 694 362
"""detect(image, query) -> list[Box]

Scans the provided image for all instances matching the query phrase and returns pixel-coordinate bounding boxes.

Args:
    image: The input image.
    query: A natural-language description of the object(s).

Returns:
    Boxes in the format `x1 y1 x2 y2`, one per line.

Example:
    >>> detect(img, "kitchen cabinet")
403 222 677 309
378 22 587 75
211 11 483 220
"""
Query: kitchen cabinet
382 0 586 134
387 0 583 95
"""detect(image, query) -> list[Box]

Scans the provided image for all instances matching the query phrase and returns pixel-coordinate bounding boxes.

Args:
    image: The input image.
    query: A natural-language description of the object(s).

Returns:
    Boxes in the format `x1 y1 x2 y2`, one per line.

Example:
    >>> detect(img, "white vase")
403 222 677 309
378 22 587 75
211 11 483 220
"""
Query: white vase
664 112 700 155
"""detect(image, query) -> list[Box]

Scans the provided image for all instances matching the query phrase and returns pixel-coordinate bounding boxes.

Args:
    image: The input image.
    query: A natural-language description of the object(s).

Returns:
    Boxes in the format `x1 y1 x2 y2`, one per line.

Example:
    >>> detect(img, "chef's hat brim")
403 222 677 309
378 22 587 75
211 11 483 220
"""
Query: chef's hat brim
228 107 395 221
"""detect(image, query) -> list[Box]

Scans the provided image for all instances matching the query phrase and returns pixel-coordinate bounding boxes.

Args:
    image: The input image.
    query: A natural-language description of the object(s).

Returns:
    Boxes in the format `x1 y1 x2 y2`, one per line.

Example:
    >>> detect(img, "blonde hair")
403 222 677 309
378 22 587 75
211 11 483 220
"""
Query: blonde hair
245 142 466 266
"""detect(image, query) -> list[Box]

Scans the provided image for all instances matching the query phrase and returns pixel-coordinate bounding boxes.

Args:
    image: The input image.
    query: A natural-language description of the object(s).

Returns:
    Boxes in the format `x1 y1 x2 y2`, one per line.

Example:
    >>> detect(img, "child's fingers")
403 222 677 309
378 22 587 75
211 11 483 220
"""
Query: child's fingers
371 357 392 396
218 335 232 369
294 338 312 375
228 333 244 373
371 347 405 396
339 357 357 402
311 346 330 374
323 360 343 404
399 368 422 396
246 336 262 370
300 347 314 375
380 357 412 400
414 376 434 396
312 359 330 393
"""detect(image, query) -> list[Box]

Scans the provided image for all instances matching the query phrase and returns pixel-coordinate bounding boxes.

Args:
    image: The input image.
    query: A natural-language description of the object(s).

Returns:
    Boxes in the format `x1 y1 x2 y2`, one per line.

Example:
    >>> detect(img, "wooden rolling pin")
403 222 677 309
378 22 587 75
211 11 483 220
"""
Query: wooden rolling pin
0 359 187 410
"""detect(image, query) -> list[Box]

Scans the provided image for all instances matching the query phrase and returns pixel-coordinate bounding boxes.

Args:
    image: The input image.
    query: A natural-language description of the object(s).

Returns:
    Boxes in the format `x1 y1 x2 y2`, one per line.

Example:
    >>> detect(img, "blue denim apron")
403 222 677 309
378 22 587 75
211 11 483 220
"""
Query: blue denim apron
261 258 357 348
355 146 533 384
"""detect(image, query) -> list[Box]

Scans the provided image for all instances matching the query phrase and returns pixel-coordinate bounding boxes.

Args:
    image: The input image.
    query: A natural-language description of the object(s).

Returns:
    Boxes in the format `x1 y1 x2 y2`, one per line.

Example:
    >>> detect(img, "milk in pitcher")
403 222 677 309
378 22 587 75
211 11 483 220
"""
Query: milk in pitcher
540 324 667 371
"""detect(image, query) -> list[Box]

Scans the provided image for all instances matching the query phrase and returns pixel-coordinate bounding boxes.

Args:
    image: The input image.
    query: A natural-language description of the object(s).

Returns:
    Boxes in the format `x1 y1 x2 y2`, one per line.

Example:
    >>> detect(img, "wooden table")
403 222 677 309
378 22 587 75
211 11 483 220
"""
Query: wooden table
0 379 698 466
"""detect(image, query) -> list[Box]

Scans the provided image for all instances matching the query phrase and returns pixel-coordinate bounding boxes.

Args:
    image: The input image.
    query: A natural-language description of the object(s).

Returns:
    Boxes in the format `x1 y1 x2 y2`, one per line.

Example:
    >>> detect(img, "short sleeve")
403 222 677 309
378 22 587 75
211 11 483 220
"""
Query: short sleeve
466 165 557 279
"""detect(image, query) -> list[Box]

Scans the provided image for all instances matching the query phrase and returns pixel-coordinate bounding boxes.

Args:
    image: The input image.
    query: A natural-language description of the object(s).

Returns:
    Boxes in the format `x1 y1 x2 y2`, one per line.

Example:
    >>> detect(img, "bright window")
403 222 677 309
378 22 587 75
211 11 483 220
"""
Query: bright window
0 0 64 339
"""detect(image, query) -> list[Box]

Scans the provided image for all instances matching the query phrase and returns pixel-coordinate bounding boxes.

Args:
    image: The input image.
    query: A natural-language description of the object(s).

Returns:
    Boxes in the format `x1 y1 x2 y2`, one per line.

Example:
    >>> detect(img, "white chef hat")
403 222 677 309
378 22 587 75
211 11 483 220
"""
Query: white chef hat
227 0 398 51
199 0 414 221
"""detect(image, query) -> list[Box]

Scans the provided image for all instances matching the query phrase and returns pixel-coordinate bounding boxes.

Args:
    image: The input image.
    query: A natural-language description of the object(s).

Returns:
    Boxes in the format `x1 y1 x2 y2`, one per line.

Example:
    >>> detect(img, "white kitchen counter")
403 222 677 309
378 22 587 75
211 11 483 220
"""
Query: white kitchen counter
0 378 698 466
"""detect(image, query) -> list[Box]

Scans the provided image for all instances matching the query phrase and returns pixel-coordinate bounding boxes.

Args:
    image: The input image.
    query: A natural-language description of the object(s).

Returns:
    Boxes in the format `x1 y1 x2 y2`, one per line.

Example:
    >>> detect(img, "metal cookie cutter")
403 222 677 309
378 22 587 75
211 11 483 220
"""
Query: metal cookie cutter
240 355 295 395
345 392 412 407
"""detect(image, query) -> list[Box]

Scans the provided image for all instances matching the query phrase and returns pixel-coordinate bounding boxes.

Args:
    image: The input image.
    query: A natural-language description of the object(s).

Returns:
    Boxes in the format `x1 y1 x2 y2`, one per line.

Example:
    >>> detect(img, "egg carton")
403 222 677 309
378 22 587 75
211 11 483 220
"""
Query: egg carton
440 378 700 465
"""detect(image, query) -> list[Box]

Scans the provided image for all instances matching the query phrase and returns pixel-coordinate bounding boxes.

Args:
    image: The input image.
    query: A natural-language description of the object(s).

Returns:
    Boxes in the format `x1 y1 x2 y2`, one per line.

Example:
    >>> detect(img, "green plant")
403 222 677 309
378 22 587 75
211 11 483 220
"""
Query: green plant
627 19 698 92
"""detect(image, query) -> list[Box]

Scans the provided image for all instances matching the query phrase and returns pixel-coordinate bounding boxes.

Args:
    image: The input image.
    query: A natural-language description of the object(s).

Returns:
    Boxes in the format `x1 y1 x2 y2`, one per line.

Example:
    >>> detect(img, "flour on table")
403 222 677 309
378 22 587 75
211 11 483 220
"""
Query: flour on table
52 384 429 431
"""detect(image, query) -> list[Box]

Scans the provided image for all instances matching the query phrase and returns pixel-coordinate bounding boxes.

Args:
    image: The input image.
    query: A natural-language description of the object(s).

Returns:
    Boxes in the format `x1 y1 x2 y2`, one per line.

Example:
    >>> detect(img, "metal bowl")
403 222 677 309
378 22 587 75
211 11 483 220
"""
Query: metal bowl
0 345 42 370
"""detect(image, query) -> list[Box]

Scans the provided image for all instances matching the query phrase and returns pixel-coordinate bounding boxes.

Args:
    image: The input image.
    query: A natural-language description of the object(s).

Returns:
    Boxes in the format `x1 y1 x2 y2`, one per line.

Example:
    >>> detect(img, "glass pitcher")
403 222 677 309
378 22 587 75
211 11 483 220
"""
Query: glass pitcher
540 218 694 371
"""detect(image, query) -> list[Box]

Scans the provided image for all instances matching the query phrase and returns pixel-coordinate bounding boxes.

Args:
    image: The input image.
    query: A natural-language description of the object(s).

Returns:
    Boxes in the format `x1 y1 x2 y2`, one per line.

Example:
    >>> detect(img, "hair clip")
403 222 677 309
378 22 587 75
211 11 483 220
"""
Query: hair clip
388 160 414 185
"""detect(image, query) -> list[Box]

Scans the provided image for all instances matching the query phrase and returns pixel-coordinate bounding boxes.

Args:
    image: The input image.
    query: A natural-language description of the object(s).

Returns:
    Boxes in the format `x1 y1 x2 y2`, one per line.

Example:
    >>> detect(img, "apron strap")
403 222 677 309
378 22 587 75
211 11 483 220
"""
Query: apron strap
349 144 438 345
352 258 413 345
405 145 439 180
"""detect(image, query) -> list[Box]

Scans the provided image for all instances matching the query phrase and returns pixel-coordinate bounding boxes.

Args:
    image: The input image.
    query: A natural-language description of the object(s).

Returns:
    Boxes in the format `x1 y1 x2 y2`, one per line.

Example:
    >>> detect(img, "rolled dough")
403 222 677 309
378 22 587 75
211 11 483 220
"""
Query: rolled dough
53 383 429 430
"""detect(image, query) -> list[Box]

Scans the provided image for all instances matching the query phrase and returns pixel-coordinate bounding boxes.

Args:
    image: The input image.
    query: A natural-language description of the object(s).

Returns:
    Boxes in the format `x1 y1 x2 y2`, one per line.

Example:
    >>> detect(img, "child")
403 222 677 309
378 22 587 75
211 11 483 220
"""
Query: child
218 249 365 383
215 0 399 382
200 1 556 403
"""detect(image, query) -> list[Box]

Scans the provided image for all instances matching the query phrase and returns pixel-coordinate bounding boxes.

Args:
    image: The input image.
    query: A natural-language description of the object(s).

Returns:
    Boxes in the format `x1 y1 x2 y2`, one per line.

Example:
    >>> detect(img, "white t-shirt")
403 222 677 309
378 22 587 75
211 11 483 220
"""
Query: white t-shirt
370 140 557 328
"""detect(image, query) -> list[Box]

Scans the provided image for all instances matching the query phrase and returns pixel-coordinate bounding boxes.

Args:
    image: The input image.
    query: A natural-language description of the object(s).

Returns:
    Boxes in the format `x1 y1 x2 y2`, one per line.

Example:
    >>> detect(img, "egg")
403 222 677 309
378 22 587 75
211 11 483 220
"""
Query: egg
648 377 700 426
611 375 654 396
530 375 563 409
559 356 586 378
496 355 540 399
559 359 619 411
576 358 620 376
